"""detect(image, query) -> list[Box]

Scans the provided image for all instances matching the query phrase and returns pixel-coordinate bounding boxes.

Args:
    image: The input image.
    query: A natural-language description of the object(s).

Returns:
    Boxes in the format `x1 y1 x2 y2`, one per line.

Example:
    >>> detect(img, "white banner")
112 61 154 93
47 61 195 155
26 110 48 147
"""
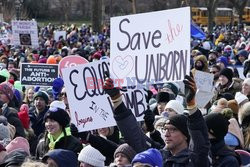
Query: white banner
62 60 147 132
11 20 39 46
110 7 190 87
54 31 66 41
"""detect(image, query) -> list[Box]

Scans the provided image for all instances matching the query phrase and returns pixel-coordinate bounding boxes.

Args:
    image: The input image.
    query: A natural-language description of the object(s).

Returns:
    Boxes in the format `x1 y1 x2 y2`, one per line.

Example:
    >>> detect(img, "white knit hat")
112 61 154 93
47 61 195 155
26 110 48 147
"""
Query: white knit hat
78 145 106 166
50 100 66 110
243 78 250 86
235 92 248 105
165 100 184 115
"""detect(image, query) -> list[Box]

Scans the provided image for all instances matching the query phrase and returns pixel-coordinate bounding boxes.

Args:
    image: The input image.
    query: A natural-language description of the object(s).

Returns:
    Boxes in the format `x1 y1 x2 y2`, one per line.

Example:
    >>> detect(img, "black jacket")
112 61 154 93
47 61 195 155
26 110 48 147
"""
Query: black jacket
29 106 48 137
35 135 83 159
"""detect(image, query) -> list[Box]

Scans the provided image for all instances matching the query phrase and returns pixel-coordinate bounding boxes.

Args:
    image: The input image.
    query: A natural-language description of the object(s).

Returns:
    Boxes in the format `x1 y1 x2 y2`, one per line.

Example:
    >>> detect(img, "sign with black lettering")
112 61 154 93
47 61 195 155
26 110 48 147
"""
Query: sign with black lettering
20 63 58 86
110 7 190 87
61 59 147 132
11 20 39 47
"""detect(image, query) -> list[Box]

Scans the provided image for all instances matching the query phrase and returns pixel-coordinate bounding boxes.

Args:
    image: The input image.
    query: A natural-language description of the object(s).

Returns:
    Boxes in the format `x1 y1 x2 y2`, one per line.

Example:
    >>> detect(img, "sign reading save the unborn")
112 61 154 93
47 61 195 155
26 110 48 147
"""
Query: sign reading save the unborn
110 7 190 87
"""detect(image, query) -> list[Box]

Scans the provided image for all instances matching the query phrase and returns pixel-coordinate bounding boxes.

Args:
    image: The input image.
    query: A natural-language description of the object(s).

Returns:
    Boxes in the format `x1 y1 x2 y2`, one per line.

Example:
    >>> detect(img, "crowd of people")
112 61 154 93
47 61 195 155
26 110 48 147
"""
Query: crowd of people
0 21 250 167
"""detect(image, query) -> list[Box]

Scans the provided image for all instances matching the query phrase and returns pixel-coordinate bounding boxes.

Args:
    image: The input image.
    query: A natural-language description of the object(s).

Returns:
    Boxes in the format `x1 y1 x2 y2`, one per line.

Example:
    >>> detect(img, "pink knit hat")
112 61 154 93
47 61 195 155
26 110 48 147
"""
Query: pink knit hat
5 137 30 155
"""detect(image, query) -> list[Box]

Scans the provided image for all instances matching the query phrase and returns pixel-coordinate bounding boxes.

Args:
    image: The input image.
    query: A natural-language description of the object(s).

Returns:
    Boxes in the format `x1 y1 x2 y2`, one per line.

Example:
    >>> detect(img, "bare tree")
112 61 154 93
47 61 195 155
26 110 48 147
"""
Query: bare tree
57 0 72 25
205 0 219 34
92 0 102 32
128 0 137 14
231 0 248 24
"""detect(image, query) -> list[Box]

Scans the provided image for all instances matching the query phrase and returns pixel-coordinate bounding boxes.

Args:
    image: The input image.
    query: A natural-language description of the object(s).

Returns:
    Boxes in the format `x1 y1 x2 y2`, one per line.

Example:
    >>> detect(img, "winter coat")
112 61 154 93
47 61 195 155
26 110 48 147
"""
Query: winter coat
29 106 48 137
35 134 82 159
161 109 210 167
210 140 241 167
113 102 210 167
2 106 25 138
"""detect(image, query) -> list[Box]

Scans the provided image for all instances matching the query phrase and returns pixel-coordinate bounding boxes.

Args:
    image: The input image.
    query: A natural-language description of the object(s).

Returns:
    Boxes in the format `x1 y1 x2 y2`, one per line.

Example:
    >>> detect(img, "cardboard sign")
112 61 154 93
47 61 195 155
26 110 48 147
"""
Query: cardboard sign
194 70 214 92
195 89 214 108
61 60 147 132
58 55 89 76
54 31 66 41
11 20 39 46
20 63 58 86
110 7 190 87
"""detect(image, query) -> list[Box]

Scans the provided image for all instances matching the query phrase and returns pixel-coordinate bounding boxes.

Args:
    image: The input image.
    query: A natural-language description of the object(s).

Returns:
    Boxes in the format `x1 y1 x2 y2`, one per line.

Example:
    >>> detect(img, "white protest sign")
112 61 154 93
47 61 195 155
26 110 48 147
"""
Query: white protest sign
194 70 214 92
62 60 147 132
110 7 190 87
54 31 66 41
11 20 39 46
236 66 245 79
195 89 214 108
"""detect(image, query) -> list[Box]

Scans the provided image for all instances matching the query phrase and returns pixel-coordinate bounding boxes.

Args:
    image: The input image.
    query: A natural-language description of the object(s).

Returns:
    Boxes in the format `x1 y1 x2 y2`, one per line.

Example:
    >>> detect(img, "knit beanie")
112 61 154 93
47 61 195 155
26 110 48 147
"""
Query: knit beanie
5 137 30 155
205 113 229 141
18 104 30 129
132 148 163 167
165 100 184 115
46 56 57 64
156 92 175 103
44 108 70 128
235 92 248 105
0 82 13 101
78 145 106 166
219 68 233 82
33 91 49 104
166 114 189 141
114 143 137 162
50 100 66 110
43 149 78 167
52 77 64 100
243 78 250 86
217 56 228 67
0 123 10 140
162 82 179 96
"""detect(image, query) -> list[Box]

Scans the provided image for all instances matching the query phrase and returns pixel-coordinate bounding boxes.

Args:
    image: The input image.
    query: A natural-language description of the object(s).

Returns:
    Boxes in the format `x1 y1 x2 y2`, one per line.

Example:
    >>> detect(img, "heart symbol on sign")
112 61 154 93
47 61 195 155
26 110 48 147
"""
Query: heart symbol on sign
112 56 134 79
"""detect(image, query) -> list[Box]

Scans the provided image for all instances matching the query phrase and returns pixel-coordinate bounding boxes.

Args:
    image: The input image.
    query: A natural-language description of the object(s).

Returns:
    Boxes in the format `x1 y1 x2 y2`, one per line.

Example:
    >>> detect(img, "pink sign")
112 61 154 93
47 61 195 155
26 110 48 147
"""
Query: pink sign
59 55 89 76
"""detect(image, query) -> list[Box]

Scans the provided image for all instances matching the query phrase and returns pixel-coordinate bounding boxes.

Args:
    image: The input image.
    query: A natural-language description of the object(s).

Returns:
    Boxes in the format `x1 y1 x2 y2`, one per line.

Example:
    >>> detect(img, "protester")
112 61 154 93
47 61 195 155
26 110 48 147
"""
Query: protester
103 73 210 166
35 103 82 159
29 91 49 137
42 149 78 167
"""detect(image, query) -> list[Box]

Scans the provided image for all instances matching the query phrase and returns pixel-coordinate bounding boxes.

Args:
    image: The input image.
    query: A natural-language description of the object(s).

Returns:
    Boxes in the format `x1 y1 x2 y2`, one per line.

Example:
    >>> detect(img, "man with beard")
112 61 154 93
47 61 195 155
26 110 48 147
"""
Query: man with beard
191 54 209 74
29 91 49 137
208 50 219 66
209 65 221 86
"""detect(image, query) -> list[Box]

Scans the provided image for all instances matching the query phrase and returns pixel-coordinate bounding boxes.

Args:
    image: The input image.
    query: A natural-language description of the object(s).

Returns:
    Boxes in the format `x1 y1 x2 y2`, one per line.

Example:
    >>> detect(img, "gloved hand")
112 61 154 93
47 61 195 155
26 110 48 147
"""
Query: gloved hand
143 109 155 132
103 72 121 100
183 73 197 107
70 123 89 141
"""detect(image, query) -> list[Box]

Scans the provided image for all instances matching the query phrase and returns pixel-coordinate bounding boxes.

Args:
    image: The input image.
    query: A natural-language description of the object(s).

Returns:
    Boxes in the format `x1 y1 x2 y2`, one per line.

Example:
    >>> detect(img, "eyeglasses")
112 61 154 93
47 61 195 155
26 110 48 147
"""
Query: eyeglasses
161 126 178 134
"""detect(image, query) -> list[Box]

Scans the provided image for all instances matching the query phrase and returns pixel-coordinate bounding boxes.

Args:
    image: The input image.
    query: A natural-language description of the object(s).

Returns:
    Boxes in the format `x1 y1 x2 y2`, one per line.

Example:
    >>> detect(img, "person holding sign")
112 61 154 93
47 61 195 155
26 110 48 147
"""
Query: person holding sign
103 73 210 166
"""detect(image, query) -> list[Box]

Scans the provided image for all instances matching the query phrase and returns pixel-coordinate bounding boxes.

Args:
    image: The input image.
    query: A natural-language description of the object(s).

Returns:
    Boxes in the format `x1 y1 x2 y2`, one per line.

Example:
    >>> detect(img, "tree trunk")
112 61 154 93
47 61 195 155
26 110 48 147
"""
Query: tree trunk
208 7 215 34
92 0 102 32
131 0 137 14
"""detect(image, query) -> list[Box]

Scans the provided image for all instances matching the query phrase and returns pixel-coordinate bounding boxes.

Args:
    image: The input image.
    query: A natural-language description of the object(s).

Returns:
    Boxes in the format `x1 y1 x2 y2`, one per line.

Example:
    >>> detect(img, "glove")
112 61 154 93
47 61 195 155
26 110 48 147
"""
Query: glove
70 123 89 141
183 73 197 107
143 109 155 132
103 72 120 100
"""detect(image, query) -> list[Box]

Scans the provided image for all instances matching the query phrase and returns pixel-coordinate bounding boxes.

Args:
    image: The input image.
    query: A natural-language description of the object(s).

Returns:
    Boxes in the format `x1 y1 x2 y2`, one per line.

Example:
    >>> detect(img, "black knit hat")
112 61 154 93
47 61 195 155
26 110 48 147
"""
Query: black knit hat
156 92 175 103
166 114 189 141
44 108 70 128
33 91 49 104
205 112 229 141
114 143 137 162
219 67 233 82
